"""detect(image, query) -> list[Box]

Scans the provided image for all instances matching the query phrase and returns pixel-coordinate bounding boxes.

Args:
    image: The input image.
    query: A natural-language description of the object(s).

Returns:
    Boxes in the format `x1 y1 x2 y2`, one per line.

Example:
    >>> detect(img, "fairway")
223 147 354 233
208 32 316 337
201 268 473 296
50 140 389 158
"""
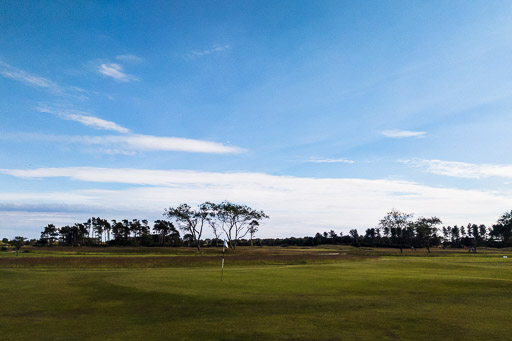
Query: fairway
1 248 512 340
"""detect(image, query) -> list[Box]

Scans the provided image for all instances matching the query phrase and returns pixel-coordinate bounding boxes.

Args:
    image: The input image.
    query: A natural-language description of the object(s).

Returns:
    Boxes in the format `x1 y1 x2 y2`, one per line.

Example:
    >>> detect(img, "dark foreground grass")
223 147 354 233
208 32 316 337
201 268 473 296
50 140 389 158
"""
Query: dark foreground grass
1 248 512 340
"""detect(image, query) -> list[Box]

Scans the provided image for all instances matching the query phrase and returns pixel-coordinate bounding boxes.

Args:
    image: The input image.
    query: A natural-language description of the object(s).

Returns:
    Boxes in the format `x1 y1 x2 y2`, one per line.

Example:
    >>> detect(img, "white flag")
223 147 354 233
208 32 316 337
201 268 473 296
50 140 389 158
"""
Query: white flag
223 240 229 249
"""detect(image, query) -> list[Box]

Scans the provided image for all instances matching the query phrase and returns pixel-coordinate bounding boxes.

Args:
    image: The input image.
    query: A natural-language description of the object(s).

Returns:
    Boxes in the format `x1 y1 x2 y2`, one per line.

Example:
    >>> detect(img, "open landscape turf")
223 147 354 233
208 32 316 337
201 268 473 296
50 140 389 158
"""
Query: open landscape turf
1 246 512 340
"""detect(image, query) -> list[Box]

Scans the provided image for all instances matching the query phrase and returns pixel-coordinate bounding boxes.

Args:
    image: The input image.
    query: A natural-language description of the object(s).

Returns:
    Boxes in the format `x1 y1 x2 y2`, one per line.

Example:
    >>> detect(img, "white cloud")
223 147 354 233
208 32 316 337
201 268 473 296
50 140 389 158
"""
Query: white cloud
186 44 231 59
1 167 511 238
98 134 244 154
98 63 138 82
403 159 512 179
0 202 100 213
115 54 143 63
0 211 92 238
3 132 245 154
35 107 240 153
94 148 137 156
0 60 61 92
37 106 131 133
306 158 355 164
381 130 426 138
0 60 89 101
0 60 239 155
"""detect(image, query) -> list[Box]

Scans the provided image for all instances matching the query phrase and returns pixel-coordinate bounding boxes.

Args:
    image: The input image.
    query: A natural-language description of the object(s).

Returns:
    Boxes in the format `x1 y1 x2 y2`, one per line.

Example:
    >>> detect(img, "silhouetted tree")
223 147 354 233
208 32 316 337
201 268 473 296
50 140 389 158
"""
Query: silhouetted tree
110 220 124 243
414 216 442 253
349 229 359 246
248 220 259 246
164 203 209 251
153 220 179 245
9 236 25 256
212 201 268 249
490 211 512 247
379 209 413 253
479 224 487 248
121 219 131 244
40 224 58 246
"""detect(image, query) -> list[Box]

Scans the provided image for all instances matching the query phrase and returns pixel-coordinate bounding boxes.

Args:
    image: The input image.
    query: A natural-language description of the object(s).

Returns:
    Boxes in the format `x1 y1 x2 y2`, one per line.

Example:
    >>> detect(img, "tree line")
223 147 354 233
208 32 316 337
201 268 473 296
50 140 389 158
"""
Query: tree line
309 209 512 252
4 208 512 252
36 201 268 251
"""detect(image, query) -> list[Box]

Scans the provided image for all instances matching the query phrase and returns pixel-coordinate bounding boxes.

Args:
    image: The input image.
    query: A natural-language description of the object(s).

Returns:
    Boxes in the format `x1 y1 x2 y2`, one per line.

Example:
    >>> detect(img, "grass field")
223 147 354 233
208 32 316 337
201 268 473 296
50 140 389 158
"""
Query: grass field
1 246 512 340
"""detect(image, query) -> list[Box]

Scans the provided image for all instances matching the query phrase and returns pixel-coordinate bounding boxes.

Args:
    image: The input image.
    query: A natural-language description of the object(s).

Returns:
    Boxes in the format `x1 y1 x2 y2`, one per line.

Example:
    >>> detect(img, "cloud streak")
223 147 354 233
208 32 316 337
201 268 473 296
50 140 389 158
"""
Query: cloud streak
0 60 240 155
306 158 355 164
0 60 61 92
102 134 243 154
0 60 88 100
115 54 143 63
186 44 230 59
403 159 512 179
98 63 138 82
38 106 131 133
34 106 243 153
381 130 426 138
3 132 245 154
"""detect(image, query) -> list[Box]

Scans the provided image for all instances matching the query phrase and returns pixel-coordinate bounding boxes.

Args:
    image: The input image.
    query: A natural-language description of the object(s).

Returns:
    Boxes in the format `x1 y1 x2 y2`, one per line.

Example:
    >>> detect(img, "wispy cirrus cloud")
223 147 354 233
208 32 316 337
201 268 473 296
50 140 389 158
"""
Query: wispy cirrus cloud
98 63 138 82
94 148 137 156
96 134 244 154
3 132 245 154
306 158 355 164
185 44 231 60
37 106 131 133
381 130 426 138
0 60 60 91
1 59 241 155
403 159 512 179
28 105 243 154
0 60 88 99
115 54 143 63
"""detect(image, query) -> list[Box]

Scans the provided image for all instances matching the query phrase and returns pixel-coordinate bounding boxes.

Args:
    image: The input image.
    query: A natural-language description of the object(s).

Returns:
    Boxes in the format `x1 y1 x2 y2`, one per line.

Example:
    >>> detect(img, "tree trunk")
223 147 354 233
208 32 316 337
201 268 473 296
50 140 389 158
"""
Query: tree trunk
426 238 431 253
195 236 201 252
398 228 403 254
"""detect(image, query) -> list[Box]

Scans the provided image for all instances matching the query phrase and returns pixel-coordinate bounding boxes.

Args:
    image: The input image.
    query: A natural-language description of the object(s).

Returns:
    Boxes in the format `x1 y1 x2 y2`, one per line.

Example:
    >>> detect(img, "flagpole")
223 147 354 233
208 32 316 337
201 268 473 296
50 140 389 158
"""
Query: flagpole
221 240 225 281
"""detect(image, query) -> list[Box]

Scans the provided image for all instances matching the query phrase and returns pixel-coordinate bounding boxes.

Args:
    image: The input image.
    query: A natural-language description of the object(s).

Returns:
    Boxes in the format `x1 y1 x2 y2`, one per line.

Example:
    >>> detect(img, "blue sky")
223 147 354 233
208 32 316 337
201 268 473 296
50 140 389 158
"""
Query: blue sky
2 1 512 239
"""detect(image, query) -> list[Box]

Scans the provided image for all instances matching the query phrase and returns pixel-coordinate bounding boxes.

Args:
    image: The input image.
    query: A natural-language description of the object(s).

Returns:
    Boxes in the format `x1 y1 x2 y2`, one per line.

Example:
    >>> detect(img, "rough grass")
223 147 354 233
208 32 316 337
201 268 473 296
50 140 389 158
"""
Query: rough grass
0 245 371 267
1 247 512 340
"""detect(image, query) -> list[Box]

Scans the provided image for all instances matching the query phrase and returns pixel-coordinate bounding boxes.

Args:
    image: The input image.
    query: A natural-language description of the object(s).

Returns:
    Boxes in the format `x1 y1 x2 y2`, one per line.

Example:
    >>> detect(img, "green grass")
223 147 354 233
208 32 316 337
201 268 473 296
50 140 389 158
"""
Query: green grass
1 247 512 340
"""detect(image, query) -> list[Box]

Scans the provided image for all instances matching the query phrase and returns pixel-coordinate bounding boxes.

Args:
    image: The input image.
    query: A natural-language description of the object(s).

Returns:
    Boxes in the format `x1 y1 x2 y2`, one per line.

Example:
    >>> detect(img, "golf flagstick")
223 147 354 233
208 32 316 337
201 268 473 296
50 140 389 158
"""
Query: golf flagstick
221 239 228 281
